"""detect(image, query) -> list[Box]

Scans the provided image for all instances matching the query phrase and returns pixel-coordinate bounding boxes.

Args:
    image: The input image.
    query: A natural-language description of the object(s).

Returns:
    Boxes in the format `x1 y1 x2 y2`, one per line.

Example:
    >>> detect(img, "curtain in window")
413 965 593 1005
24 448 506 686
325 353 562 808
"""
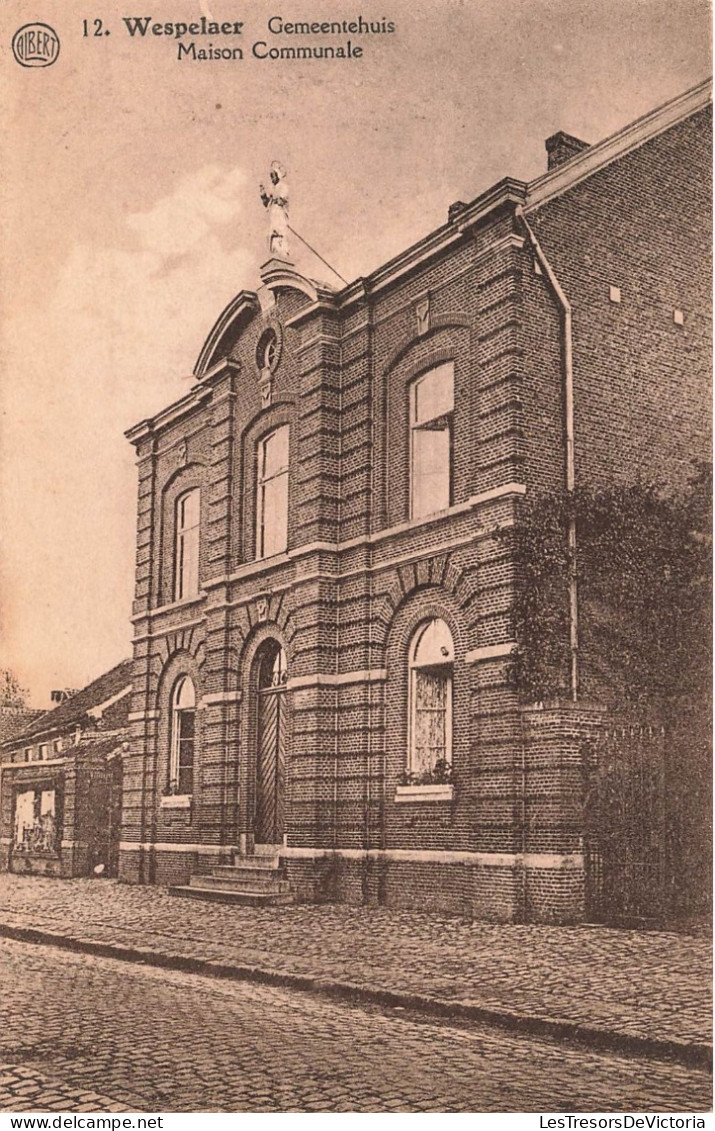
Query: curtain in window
170 676 196 795
408 617 454 780
411 669 449 777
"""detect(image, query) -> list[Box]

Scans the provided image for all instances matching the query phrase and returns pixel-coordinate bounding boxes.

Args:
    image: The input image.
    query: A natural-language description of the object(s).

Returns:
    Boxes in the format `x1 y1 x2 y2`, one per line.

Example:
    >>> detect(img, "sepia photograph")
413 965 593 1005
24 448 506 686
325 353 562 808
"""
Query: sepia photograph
0 0 711 1117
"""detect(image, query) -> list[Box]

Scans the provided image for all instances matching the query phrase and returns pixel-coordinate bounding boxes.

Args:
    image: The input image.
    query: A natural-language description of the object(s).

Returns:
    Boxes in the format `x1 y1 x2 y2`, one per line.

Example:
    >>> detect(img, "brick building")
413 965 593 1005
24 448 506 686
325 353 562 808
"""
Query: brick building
121 81 711 922
0 660 131 878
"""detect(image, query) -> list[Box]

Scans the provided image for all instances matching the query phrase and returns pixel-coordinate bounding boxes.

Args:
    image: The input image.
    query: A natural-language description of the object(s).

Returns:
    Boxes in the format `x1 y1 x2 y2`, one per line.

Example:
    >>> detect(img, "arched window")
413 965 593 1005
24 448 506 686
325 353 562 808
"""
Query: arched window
410 363 454 519
256 425 289 559
408 618 454 783
175 489 200 601
169 676 196 795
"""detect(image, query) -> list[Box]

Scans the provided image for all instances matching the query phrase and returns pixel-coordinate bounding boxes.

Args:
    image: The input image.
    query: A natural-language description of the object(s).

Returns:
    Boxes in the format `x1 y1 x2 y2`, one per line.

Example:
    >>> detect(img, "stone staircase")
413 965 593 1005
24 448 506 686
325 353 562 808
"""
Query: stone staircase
169 853 294 906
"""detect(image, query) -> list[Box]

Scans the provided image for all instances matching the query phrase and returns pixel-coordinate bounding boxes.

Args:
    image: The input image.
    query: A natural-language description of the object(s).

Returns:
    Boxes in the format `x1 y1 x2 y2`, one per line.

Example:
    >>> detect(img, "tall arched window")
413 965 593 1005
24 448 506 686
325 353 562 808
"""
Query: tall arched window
256 425 289 559
408 618 454 782
169 676 196 795
410 363 454 519
175 489 200 601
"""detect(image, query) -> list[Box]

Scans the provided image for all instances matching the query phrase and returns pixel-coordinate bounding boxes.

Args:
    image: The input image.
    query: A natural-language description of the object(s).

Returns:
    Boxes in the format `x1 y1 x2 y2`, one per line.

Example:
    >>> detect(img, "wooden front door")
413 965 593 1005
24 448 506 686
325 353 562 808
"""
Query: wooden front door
255 643 287 844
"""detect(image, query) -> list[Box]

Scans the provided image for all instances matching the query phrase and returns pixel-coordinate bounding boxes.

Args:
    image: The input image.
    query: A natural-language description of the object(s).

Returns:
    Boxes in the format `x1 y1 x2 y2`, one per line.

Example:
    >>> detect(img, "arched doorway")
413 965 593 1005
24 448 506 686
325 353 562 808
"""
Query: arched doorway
254 641 288 845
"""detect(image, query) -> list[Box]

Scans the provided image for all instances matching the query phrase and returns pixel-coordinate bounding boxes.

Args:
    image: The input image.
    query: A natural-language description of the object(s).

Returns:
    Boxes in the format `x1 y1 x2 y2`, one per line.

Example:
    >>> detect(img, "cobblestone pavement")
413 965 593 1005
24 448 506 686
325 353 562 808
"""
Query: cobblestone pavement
0 939 711 1113
0 875 710 1051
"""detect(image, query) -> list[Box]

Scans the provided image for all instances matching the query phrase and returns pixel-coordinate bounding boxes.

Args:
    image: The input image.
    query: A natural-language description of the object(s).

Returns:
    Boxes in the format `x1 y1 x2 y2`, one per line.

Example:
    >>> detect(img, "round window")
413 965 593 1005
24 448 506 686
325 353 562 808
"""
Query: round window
257 328 279 372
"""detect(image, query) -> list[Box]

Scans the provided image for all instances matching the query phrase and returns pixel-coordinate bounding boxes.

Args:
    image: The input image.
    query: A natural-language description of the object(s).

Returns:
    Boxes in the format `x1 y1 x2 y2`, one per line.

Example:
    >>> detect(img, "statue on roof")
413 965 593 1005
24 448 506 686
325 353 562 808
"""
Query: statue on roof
259 161 290 259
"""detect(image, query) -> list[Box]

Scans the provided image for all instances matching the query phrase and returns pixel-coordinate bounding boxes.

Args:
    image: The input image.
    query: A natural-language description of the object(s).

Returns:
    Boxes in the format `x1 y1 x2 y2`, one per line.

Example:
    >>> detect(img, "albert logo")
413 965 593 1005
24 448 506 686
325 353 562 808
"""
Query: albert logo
12 22 60 67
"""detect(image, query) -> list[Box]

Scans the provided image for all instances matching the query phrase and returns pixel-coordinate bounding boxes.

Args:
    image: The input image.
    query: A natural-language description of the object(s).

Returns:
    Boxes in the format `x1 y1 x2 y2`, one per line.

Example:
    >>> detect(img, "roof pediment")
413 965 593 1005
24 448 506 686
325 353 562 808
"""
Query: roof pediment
193 289 260 379
259 257 340 306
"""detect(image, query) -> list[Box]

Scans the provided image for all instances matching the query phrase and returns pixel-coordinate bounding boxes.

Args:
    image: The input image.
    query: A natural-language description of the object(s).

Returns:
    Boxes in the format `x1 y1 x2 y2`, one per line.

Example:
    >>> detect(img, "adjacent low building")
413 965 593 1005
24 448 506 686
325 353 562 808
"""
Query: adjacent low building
0 660 132 878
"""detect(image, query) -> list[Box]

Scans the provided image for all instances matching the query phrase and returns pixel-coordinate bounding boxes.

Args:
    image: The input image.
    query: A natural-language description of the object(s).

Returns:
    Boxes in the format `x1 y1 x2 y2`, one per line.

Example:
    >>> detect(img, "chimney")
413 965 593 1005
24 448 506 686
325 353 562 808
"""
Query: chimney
545 131 589 171
448 200 469 223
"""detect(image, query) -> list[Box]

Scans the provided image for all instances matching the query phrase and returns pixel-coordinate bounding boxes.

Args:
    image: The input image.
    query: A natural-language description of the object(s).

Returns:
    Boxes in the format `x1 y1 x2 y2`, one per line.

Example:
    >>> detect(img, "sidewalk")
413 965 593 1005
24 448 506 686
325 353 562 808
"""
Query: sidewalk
0 874 710 1067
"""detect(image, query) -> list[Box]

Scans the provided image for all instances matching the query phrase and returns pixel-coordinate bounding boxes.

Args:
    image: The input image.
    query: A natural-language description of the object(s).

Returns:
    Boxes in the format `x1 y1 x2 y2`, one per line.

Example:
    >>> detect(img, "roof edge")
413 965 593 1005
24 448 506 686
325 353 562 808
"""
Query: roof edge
1 659 133 748
193 290 260 379
337 178 528 309
526 76 712 211
125 381 217 445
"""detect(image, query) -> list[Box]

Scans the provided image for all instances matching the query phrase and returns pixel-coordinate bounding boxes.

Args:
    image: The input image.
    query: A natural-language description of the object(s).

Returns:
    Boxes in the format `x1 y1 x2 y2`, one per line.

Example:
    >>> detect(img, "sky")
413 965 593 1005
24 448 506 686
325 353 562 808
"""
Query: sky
0 0 710 707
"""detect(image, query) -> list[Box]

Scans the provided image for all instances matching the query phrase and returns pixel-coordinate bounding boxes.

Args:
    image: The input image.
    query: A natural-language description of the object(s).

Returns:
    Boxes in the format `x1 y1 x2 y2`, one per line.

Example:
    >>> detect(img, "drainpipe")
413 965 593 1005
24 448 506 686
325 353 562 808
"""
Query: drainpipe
515 206 579 701
364 280 376 886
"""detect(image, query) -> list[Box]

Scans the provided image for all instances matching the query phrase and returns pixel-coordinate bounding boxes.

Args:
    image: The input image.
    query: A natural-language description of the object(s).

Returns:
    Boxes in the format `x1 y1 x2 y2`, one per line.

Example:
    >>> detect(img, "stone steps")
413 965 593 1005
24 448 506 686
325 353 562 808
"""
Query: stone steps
168 885 294 906
169 853 295 906
213 857 281 872
188 872 293 894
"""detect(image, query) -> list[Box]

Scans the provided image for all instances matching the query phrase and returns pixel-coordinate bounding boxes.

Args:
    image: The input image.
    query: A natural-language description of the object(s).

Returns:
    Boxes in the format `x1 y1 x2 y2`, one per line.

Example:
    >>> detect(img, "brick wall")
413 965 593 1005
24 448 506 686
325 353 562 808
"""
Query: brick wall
526 106 711 499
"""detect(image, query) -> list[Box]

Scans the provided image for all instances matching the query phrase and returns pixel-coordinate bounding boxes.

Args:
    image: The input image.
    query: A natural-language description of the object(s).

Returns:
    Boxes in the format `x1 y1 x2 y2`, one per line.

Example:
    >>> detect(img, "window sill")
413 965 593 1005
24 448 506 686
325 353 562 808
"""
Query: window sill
215 553 291 587
133 593 206 622
395 784 454 804
160 794 192 810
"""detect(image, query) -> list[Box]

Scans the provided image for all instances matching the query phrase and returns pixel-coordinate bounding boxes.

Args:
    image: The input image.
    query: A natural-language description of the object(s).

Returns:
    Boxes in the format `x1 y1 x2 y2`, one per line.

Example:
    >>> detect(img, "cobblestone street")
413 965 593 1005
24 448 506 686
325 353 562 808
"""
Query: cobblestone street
0 938 711 1113
0 875 710 1051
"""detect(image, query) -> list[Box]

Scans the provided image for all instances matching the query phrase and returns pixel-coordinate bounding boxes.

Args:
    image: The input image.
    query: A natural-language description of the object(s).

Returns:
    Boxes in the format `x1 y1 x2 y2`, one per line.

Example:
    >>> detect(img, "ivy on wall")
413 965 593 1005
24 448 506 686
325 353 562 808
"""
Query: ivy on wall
507 463 712 712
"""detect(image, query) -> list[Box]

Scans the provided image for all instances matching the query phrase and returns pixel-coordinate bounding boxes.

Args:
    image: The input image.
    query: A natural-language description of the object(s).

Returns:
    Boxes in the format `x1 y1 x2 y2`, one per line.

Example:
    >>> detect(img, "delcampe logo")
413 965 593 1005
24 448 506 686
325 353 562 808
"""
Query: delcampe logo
11 22 60 67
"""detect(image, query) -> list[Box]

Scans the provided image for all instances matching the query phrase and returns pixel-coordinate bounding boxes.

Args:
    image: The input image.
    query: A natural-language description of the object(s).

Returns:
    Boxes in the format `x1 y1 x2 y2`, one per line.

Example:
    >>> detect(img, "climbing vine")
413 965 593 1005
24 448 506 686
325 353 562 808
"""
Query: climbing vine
507 464 711 712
